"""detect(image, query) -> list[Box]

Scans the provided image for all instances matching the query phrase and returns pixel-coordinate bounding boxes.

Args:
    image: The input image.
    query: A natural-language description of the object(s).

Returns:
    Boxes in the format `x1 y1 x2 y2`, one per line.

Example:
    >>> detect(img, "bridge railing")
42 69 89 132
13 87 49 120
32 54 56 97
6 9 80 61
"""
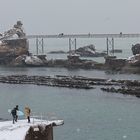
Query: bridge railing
26 33 140 39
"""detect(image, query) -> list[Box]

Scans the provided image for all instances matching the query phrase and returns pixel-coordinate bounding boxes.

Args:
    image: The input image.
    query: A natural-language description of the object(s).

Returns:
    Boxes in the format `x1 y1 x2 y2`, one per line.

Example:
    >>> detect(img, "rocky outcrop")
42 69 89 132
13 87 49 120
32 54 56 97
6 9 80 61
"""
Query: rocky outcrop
24 119 64 140
0 38 29 57
104 56 126 70
75 44 96 57
12 53 99 68
101 79 140 97
70 44 106 57
101 87 140 98
109 49 122 53
48 50 66 54
0 75 94 89
0 74 139 98
132 44 140 55
127 54 140 66
24 124 53 140
0 21 29 64
0 74 139 97
12 55 45 66
24 55 44 66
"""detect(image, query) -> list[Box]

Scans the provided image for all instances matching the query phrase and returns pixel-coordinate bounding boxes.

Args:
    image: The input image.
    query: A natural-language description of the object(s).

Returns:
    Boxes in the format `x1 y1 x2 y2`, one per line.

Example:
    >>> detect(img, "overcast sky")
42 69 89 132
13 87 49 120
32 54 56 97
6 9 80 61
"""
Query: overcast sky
0 0 140 34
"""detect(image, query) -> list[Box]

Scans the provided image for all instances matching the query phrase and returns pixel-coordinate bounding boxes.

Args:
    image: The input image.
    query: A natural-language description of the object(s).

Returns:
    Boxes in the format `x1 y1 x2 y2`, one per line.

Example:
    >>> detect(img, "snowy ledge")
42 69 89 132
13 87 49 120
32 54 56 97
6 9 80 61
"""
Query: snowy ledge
0 119 64 140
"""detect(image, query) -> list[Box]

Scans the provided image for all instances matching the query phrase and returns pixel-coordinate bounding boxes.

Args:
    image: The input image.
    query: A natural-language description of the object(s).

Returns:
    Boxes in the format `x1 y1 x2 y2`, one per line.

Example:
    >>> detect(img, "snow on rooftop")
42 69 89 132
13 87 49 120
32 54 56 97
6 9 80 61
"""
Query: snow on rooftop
0 119 64 140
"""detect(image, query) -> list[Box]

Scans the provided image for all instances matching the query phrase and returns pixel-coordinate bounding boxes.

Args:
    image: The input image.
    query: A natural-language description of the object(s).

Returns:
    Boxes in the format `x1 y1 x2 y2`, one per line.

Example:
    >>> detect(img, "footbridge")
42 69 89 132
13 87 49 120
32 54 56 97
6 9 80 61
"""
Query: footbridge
1 33 140 55
26 33 140 39
26 33 140 55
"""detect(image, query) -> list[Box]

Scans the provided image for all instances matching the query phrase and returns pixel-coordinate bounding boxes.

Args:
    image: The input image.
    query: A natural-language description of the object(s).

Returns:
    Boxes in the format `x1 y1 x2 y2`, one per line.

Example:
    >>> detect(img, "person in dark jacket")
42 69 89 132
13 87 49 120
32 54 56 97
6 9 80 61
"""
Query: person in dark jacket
15 105 19 122
11 107 17 124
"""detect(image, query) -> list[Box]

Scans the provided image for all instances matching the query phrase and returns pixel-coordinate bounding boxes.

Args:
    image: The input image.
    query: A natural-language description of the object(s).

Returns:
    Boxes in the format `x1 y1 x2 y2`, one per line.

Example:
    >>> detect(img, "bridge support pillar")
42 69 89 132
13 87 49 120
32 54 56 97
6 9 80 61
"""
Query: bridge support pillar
106 38 114 55
68 38 77 54
36 38 44 55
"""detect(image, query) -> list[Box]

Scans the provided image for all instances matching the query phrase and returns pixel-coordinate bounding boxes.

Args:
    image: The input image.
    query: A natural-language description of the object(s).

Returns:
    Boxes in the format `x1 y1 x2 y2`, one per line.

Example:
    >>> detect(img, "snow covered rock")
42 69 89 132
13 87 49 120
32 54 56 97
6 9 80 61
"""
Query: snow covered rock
71 44 106 57
127 54 140 66
0 119 64 140
25 56 44 66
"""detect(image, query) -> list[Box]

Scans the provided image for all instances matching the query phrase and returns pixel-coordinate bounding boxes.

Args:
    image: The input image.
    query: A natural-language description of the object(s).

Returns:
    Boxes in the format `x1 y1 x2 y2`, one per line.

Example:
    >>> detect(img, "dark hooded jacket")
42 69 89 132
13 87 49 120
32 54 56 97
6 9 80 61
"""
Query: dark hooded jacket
11 108 17 116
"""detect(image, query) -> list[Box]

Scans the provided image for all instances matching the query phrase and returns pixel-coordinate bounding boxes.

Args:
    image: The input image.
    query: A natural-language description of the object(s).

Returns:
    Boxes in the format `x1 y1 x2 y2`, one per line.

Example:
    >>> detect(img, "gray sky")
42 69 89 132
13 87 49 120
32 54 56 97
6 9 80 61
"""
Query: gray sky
0 0 140 34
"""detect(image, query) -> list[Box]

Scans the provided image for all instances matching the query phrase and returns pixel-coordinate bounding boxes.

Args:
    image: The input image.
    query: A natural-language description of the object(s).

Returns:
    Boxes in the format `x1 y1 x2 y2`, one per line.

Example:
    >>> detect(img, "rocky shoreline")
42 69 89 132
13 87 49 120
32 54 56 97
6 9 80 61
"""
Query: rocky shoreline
101 80 140 98
0 21 139 74
0 74 139 98
0 22 139 99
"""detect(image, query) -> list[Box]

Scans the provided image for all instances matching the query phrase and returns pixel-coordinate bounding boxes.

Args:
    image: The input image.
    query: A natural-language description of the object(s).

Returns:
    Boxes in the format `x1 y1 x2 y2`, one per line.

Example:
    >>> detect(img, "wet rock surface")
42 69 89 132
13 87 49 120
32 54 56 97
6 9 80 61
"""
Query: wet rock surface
101 87 140 98
0 75 94 89
0 74 139 98
101 79 140 97
71 44 106 57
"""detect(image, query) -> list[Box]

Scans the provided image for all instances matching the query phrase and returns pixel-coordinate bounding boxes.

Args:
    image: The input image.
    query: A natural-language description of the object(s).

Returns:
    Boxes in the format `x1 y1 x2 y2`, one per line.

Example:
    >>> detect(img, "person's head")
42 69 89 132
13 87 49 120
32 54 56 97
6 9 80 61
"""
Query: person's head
16 105 18 109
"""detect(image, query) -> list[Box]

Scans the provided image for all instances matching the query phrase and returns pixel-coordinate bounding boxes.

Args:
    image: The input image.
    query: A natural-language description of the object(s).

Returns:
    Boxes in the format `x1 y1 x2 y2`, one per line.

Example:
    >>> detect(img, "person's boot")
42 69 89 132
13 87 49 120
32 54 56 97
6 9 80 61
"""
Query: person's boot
28 117 30 123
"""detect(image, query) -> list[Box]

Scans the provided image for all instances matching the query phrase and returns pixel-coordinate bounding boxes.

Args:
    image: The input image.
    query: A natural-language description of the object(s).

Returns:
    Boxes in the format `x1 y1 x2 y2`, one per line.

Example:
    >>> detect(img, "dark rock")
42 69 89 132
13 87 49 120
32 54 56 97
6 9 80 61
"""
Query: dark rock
24 124 53 140
0 74 139 98
127 54 140 67
48 50 66 54
0 21 29 64
70 44 106 57
110 49 122 53
132 44 140 55
101 86 140 98
104 56 126 70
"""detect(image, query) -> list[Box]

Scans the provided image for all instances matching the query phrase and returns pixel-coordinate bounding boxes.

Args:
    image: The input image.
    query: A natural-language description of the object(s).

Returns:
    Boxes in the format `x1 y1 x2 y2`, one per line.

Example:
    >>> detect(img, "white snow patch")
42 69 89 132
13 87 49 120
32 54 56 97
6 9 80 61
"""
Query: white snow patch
0 119 64 140
123 135 127 139
25 56 43 65
33 127 39 131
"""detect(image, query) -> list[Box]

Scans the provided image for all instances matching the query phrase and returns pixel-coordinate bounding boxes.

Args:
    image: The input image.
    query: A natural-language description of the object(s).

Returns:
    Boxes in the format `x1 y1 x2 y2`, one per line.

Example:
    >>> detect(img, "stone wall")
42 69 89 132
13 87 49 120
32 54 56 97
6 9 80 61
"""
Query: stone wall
24 124 53 140
105 56 126 70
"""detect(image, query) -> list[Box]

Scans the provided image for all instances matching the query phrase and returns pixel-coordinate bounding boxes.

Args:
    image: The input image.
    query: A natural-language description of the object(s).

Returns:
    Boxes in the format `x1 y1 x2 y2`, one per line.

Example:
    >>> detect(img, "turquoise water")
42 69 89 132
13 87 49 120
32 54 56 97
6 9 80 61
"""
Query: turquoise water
0 67 140 140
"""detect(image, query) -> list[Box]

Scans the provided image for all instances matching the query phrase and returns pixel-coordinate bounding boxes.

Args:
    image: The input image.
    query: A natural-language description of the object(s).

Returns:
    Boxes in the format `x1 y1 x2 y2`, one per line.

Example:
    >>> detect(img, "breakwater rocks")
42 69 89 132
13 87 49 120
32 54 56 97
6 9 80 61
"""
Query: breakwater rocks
0 74 140 98
101 80 140 98
101 87 140 98
13 54 140 74
0 75 94 89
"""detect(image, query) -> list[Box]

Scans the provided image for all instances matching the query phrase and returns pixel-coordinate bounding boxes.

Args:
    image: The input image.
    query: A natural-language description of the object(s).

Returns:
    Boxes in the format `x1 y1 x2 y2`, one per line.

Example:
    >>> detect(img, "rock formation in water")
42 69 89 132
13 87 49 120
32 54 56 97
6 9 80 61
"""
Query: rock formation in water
0 74 139 98
0 21 29 64
125 44 140 66
127 54 140 66
69 44 106 57
132 44 140 55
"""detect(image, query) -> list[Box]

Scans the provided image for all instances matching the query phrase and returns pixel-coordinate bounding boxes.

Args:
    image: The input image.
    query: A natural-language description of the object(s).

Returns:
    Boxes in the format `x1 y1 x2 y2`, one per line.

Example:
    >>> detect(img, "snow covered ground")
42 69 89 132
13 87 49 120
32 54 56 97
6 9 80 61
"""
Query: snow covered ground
0 119 64 140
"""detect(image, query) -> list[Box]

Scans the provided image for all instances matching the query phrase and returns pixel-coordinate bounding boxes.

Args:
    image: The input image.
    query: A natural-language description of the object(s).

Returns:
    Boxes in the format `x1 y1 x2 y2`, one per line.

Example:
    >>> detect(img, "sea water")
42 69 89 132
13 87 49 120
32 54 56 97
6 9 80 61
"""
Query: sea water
29 37 140 58
0 38 140 140
0 67 140 140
